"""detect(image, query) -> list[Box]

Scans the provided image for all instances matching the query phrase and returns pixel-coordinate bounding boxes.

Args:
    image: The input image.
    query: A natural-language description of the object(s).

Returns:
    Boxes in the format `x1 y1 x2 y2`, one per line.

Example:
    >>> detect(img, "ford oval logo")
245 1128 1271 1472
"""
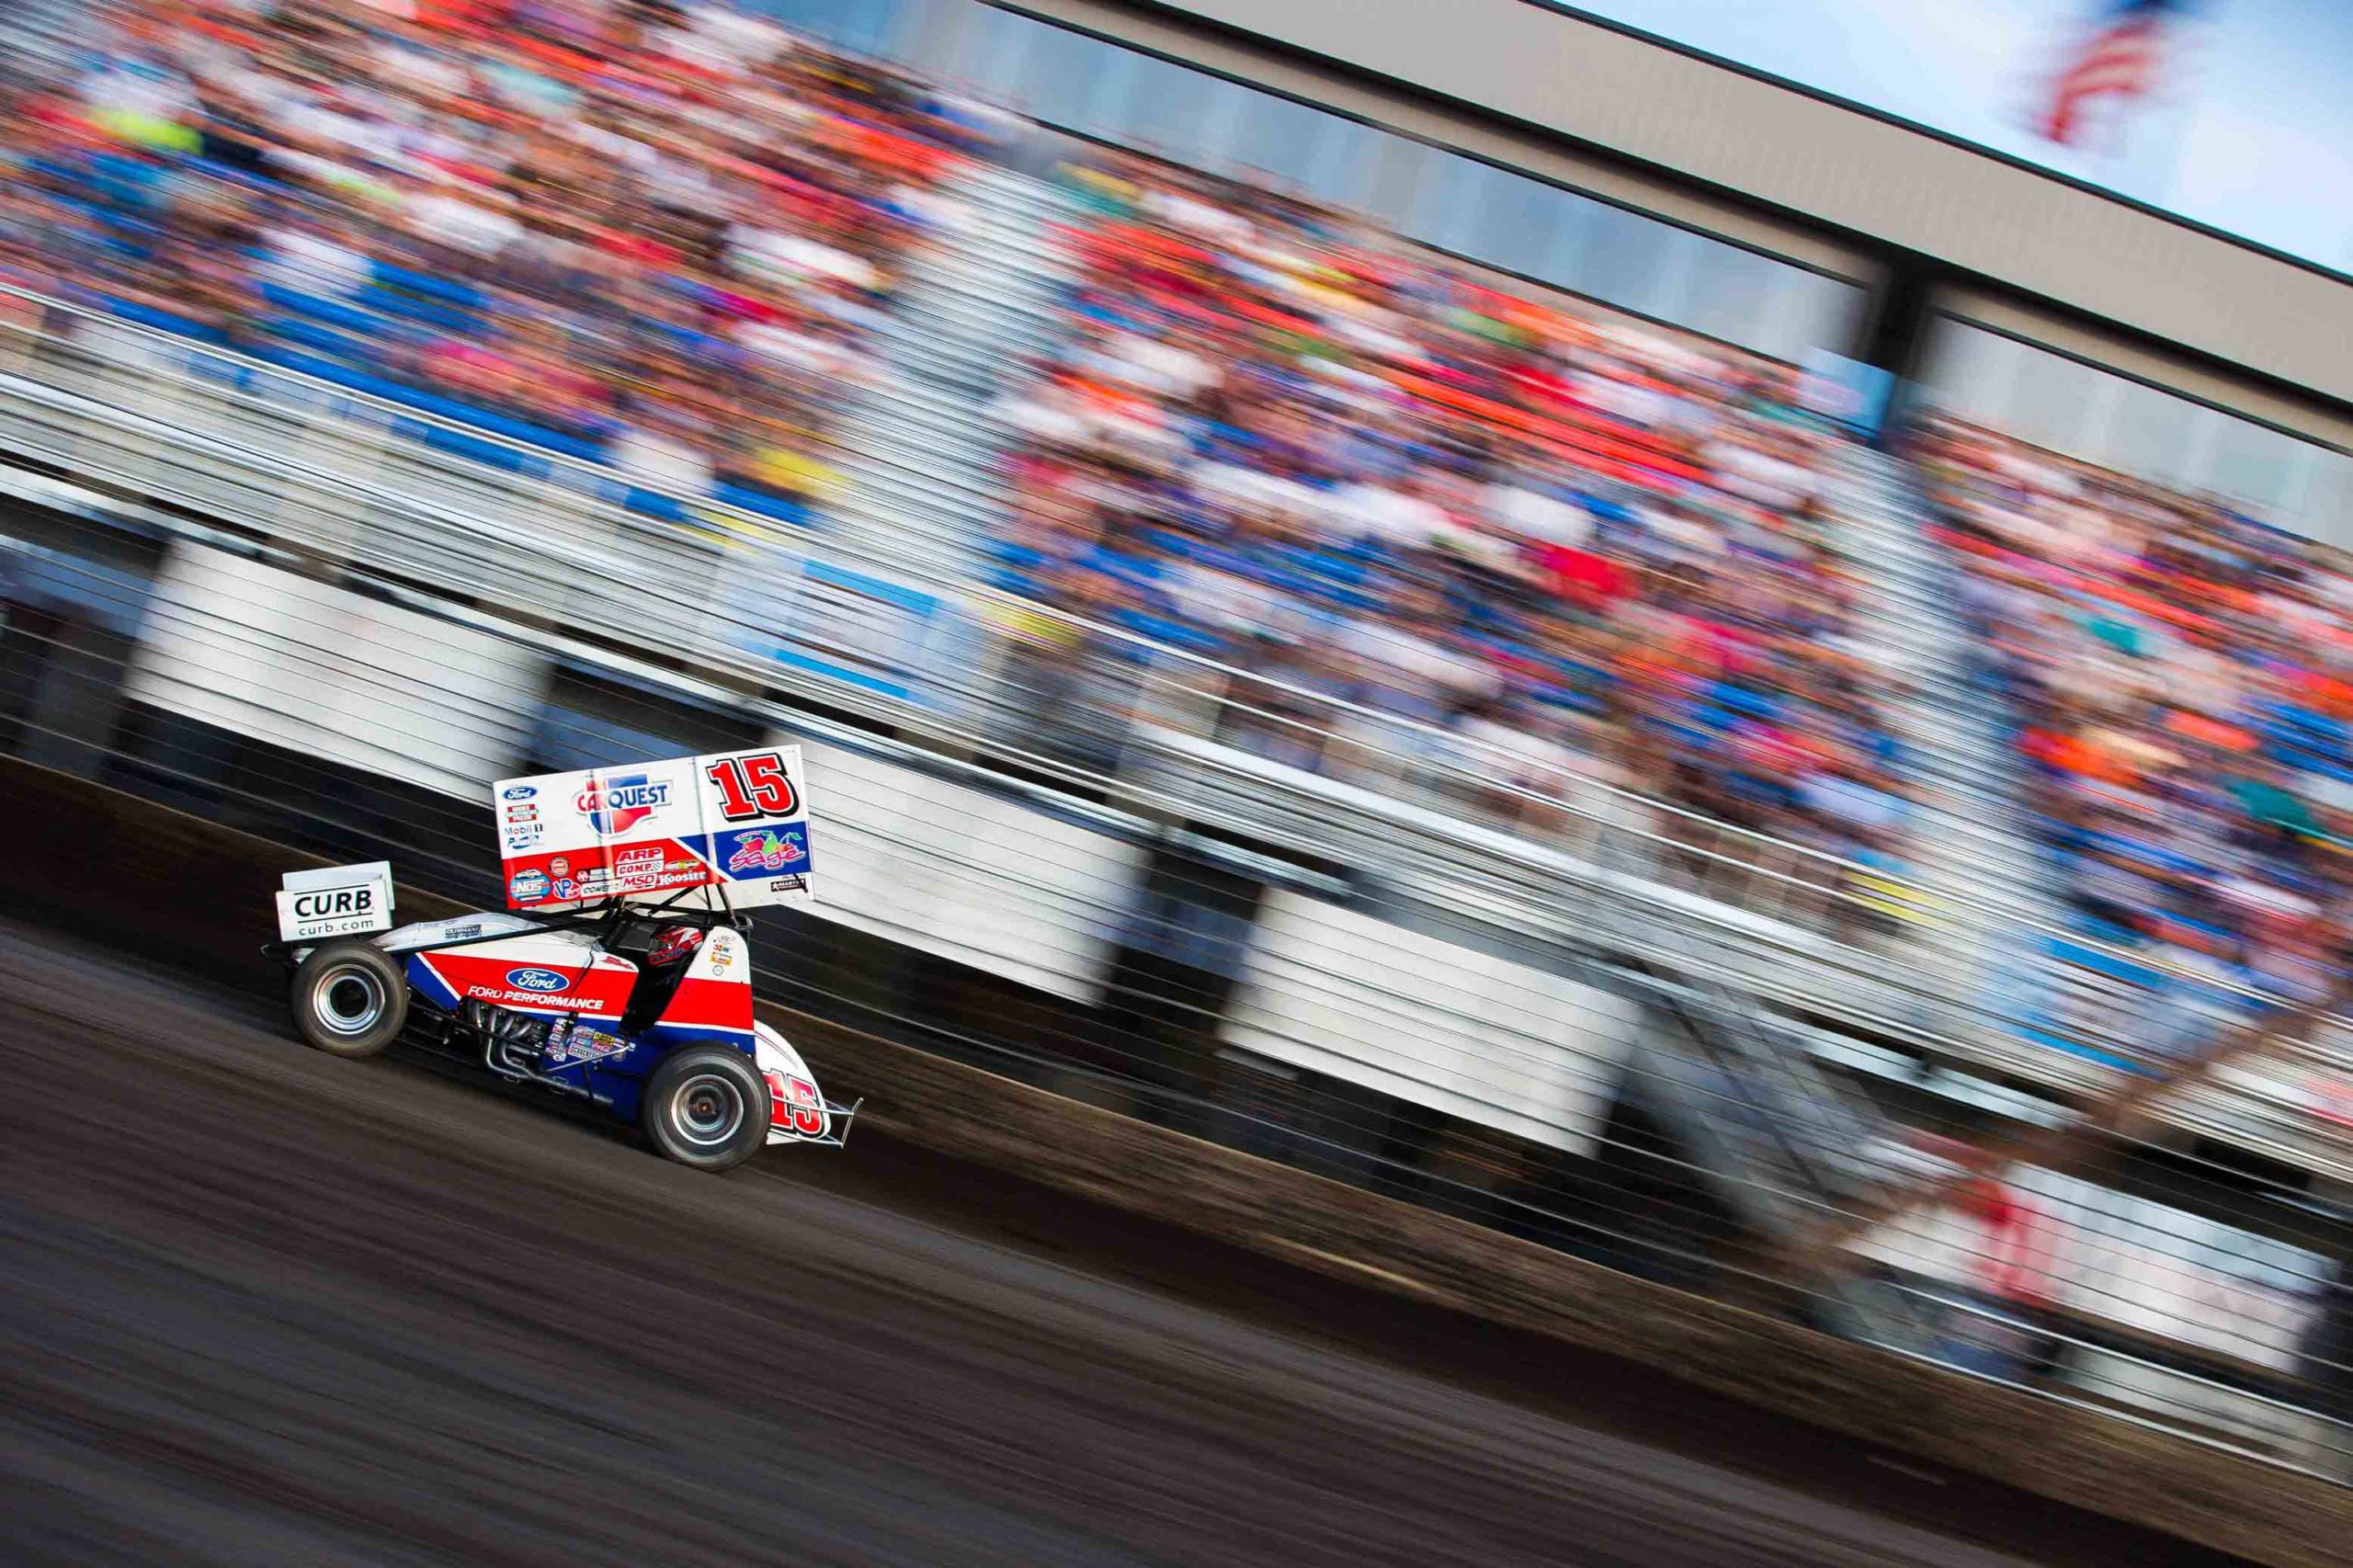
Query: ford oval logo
502 785 536 801
506 967 569 993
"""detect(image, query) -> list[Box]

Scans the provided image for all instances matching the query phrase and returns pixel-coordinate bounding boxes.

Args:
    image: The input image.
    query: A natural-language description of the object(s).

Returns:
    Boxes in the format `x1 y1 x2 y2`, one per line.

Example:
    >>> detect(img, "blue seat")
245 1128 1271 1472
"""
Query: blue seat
710 482 811 527
2167 913 2238 947
1577 493 1636 527
1136 526 1196 560
24 154 85 186
369 261 484 310
358 282 484 334
642 320 725 355
395 418 553 477
88 151 161 185
259 314 381 364
1303 546 1369 586
258 282 398 338
91 295 225 343
600 483 693 522
1109 608 1224 654
2009 1022 2147 1076
1084 547 1161 587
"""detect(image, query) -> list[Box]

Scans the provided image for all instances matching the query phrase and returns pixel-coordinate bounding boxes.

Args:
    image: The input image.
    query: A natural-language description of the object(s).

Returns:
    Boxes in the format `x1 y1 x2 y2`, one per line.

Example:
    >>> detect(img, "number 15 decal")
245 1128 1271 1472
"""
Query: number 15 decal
706 752 800 821
767 1073 826 1137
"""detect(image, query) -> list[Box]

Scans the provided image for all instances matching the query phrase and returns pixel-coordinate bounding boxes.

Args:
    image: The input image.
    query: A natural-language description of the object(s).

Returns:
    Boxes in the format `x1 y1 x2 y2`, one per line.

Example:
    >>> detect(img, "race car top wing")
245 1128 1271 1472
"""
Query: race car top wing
694 745 816 909
491 746 815 912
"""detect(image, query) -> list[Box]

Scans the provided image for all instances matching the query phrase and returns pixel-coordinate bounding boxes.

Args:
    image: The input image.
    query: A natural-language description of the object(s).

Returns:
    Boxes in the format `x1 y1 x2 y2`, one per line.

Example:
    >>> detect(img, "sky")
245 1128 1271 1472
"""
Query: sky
1557 0 2353 272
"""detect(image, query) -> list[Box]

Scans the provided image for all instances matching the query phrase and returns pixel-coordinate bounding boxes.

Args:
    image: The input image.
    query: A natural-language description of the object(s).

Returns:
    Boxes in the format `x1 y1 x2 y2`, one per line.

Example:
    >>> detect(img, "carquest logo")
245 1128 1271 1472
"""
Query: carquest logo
506 967 571 993
502 785 537 801
575 773 671 835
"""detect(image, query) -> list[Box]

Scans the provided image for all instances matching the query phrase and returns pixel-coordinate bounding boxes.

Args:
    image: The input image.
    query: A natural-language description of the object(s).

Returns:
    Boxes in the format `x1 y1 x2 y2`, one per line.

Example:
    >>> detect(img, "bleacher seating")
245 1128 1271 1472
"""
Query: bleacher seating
0 0 990 506
1918 417 2349 1028
994 150 1915 874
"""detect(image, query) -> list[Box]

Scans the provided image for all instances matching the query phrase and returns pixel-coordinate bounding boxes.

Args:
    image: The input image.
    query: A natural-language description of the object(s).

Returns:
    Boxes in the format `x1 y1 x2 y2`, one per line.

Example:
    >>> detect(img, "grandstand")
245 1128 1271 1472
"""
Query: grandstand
992 147 1915 881
0 0 983 518
1923 419 2352 995
0 0 1923 877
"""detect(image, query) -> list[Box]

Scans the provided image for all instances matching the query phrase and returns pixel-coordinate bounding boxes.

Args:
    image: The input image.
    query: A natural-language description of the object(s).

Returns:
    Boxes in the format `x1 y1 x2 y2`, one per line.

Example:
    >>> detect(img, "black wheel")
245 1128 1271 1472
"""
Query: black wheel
289 939 409 1059
642 1046 771 1172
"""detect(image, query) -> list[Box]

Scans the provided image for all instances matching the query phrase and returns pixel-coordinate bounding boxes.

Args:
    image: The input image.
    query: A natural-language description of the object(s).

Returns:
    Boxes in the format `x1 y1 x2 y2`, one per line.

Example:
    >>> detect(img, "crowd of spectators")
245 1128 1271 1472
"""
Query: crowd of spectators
0 0 992 511
994 151 1915 878
1918 419 2351 1029
0 0 1924 882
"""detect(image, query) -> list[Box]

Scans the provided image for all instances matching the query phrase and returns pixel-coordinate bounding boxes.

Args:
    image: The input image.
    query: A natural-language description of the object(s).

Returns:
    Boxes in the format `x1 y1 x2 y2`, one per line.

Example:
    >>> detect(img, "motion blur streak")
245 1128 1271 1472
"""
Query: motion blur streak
0 919 2240 1568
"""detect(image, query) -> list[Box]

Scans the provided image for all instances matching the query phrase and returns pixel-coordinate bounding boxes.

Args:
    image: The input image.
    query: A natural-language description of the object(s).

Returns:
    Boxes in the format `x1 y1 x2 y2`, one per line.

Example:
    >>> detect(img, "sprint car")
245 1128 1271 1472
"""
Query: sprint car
267 746 855 1172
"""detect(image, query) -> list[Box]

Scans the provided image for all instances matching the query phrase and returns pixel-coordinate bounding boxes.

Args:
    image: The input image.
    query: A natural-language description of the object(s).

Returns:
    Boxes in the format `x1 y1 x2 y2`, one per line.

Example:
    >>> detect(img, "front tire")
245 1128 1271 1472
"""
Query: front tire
642 1046 770 1172
290 940 408 1059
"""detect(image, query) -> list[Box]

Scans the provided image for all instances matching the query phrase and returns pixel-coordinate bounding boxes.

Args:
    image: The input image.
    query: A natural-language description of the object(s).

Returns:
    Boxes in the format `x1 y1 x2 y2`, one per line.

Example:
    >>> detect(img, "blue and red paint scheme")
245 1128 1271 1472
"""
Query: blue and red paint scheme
384 915 830 1141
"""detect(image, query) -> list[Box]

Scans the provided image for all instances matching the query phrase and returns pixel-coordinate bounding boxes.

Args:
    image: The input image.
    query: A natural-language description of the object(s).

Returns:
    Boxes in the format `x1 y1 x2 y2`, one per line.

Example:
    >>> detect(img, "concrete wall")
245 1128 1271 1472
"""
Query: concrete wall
127 545 545 800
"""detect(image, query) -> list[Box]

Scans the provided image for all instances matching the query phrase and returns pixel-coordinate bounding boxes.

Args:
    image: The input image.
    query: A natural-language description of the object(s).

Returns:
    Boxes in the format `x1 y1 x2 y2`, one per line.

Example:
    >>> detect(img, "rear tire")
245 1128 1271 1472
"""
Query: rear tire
642 1046 770 1172
290 940 409 1059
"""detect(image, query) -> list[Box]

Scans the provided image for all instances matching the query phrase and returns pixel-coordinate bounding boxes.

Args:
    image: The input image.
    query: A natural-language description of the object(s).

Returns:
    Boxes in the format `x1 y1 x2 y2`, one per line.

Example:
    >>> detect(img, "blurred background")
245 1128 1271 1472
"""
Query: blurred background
4 0 2353 1515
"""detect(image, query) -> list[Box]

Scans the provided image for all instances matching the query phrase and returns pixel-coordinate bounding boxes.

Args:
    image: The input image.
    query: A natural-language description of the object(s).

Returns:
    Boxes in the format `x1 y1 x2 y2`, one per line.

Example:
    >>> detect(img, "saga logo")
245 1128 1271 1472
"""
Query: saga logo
502 785 537 801
506 967 571 993
575 772 671 835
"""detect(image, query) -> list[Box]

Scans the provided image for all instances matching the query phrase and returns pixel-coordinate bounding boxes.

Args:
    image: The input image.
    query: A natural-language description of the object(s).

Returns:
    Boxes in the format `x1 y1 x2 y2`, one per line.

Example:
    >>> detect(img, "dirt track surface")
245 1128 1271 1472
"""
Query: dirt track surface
0 920 2250 1568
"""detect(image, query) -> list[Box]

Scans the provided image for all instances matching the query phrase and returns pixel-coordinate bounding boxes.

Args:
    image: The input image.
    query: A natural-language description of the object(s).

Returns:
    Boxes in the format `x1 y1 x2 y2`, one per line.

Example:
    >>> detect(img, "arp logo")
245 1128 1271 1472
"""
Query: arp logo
575 773 671 835
506 967 571 993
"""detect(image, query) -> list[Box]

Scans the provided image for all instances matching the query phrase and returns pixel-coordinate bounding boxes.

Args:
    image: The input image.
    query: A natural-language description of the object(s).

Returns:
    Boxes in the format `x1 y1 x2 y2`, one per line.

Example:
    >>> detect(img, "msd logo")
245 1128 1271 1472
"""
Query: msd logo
506 967 571 993
575 773 671 835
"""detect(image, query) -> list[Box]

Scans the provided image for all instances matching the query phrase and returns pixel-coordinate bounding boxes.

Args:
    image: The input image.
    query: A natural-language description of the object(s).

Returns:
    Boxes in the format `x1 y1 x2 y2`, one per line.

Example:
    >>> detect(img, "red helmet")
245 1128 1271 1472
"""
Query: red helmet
645 925 705 968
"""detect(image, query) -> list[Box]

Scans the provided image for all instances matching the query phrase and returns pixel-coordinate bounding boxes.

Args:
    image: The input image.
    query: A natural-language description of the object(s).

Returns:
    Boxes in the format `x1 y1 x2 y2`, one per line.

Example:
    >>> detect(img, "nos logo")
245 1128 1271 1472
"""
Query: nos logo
506 967 571 993
575 772 671 835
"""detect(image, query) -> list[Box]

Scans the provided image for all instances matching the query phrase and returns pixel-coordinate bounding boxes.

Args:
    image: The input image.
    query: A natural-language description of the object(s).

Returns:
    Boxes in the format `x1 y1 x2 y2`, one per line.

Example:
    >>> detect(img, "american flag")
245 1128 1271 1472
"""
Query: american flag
2039 0 2181 147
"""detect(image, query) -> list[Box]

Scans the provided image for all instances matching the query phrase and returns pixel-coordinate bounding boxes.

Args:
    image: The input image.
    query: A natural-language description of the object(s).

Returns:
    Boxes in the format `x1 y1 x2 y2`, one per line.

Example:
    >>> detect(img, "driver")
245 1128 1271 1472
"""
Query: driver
613 923 708 1038
644 925 705 969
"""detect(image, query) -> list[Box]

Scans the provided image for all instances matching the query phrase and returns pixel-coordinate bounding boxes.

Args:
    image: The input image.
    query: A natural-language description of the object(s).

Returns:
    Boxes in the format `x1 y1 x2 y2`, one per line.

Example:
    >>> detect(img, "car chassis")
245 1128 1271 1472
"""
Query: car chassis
267 746 856 1172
